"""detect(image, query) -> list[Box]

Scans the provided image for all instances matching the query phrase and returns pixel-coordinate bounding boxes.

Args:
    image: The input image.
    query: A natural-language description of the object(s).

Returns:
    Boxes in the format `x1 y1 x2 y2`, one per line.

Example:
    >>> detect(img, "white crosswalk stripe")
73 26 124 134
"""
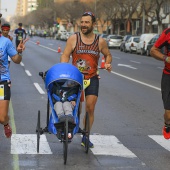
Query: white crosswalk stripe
90 135 136 158
11 134 52 154
149 135 170 151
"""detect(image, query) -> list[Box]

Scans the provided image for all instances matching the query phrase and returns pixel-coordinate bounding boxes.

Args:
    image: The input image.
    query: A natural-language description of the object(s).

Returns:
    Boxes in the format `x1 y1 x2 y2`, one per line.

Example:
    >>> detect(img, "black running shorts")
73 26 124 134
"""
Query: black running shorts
16 40 20 48
0 81 11 100
85 75 99 97
161 73 170 110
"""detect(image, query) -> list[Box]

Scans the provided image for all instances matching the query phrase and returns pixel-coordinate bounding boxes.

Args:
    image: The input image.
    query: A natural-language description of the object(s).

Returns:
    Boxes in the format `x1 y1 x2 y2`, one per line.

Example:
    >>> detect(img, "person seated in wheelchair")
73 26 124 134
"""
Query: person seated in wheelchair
52 79 79 124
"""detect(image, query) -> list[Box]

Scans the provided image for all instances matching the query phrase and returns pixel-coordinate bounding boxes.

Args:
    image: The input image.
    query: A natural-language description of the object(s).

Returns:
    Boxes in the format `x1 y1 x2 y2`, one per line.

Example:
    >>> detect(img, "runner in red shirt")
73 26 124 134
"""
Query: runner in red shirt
151 28 170 139
60 11 112 148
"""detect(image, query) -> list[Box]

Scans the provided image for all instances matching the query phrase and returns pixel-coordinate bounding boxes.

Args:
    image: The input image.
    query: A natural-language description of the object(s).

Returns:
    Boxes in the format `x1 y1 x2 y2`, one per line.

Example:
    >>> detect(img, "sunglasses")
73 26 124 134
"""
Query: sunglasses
83 11 95 17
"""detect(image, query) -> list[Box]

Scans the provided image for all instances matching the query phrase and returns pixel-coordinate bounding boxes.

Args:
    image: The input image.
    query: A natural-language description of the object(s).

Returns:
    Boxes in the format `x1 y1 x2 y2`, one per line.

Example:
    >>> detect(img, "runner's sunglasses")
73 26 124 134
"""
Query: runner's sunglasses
82 11 96 22
83 11 95 17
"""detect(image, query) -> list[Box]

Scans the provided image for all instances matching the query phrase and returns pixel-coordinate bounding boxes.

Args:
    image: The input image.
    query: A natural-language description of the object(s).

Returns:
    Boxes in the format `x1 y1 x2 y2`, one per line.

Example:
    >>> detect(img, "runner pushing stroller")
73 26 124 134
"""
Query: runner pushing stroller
36 63 90 164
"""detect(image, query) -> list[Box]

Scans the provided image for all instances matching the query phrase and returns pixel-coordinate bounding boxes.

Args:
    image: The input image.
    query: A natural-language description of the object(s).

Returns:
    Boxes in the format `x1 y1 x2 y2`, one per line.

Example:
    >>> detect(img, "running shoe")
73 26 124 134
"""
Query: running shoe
81 135 94 148
163 126 170 139
4 124 12 138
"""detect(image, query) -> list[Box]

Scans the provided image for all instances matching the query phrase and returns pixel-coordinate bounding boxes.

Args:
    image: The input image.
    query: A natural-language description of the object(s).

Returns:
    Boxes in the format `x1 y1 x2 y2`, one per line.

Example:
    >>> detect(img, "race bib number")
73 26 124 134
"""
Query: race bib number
18 36 23 40
83 79 90 90
0 85 4 100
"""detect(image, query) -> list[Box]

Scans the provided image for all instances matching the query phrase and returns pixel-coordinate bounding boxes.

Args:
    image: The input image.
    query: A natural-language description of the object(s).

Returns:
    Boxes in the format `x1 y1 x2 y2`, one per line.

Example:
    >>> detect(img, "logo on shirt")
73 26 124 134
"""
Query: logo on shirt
77 50 99 55
76 59 91 73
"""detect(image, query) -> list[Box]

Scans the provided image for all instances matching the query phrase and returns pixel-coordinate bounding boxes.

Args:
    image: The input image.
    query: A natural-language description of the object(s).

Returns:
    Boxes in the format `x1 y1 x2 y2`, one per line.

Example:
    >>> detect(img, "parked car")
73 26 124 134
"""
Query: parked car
146 34 160 56
55 30 67 40
136 33 157 55
124 36 140 53
120 35 132 51
106 35 123 49
60 31 68 41
66 32 74 40
100 34 108 40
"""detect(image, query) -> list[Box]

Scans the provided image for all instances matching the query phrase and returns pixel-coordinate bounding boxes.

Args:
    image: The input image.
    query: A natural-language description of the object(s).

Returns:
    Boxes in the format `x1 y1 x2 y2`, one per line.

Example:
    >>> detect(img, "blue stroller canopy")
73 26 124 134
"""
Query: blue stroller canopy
45 63 83 90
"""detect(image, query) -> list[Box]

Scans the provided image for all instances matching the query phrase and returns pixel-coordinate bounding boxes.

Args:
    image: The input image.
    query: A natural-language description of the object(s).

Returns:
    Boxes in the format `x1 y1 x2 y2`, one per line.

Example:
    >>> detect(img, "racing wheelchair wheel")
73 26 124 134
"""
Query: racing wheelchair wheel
84 112 90 153
36 110 41 153
63 117 68 164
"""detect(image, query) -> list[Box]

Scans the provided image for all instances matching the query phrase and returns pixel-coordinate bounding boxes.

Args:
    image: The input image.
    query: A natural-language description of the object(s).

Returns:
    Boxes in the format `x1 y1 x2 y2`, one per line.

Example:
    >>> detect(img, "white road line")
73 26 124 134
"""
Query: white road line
157 67 163 69
25 70 32 76
29 41 58 52
118 64 137 69
90 135 136 158
11 134 52 154
113 56 120 59
111 71 161 91
34 83 45 94
130 60 141 64
149 135 170 151
20 62 24 66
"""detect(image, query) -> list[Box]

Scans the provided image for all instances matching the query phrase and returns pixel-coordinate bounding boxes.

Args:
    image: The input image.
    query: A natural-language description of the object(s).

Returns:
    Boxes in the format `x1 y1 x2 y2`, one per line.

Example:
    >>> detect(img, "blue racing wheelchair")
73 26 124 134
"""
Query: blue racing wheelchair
36 63 90 164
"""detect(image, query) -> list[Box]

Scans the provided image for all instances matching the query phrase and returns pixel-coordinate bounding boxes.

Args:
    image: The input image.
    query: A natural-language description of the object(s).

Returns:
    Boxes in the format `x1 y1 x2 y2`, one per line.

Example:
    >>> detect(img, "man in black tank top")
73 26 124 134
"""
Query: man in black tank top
60 11 112 148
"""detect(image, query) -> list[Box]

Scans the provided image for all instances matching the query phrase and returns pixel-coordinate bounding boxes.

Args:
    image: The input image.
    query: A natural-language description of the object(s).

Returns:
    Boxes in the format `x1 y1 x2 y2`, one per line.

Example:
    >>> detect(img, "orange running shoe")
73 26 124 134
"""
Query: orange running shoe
163 126 170 139
4 124 12 138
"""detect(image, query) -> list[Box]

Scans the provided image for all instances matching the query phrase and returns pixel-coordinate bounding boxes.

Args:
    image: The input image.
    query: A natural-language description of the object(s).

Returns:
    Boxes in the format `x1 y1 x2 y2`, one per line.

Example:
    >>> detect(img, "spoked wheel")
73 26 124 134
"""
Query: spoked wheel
84 112 90 153
36 110 41 153
63 117 68 164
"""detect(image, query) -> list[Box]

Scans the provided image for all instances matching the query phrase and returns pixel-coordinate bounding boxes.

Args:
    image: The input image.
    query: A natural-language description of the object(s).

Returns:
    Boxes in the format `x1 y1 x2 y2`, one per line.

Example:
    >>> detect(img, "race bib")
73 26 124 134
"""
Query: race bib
0 85 4 100
83 79 90 90
18 36 23 40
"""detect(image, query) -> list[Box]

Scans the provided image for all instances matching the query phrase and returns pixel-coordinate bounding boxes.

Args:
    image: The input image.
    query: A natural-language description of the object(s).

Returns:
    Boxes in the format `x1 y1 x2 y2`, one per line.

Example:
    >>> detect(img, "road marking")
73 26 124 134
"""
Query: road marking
111 71 161 91
9 101 20 170
29 41 58 52
20 62 24 66
90 135 136 158
118 64 137 69
34 83 45 94
130 60 141 64
113 56 120 59
25 70 32 76
11 134 52 154
149 135 170 151
157 67 163 70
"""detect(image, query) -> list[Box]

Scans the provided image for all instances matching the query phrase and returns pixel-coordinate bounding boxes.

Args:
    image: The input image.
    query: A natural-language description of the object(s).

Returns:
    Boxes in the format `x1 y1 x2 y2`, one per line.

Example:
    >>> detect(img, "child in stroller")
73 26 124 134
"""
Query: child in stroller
45 63 83 139
53 79 79 124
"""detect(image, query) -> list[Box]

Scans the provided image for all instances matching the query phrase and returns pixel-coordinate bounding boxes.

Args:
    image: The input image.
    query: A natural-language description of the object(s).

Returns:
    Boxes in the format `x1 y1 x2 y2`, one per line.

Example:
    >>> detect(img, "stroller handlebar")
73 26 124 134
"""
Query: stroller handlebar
39 71 48 81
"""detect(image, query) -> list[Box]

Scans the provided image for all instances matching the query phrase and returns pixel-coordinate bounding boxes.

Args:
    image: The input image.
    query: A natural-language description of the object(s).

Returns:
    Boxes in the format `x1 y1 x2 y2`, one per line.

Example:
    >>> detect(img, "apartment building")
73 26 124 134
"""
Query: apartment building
16 0 37 16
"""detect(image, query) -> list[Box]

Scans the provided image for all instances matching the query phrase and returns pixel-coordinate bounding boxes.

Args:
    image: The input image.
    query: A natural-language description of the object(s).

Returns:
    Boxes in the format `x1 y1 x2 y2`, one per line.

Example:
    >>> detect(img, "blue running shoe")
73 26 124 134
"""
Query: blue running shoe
81 135 94 148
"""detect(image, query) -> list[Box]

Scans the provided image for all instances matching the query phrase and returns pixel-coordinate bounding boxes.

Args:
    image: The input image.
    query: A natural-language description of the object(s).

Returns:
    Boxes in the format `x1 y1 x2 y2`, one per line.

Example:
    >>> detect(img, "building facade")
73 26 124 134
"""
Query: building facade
16 0 37 16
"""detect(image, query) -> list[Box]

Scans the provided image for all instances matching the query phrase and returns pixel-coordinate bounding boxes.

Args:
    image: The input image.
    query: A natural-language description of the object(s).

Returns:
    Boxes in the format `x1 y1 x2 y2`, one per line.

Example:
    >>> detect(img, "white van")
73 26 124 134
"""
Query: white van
136 33 157 55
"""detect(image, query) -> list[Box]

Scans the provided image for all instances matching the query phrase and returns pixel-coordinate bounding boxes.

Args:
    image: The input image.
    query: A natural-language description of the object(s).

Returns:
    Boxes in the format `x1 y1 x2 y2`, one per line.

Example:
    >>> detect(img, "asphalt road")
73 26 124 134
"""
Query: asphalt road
0 36 169 170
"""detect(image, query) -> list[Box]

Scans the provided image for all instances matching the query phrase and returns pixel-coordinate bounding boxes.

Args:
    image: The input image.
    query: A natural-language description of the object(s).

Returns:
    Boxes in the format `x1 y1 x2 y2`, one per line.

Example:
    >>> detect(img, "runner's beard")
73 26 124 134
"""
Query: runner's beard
81 26 93 35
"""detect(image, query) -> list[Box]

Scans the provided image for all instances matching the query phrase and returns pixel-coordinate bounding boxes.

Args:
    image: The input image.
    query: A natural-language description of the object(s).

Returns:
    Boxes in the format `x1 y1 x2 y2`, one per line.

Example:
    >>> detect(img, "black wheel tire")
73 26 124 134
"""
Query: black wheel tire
84 112 90 153
63 117 68 164
36 110 41 153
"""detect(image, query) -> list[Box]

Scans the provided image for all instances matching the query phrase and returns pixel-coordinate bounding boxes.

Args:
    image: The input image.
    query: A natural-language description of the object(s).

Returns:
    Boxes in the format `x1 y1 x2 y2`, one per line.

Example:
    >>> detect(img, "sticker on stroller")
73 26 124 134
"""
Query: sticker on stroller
83 79 90 89
0 84 4 100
